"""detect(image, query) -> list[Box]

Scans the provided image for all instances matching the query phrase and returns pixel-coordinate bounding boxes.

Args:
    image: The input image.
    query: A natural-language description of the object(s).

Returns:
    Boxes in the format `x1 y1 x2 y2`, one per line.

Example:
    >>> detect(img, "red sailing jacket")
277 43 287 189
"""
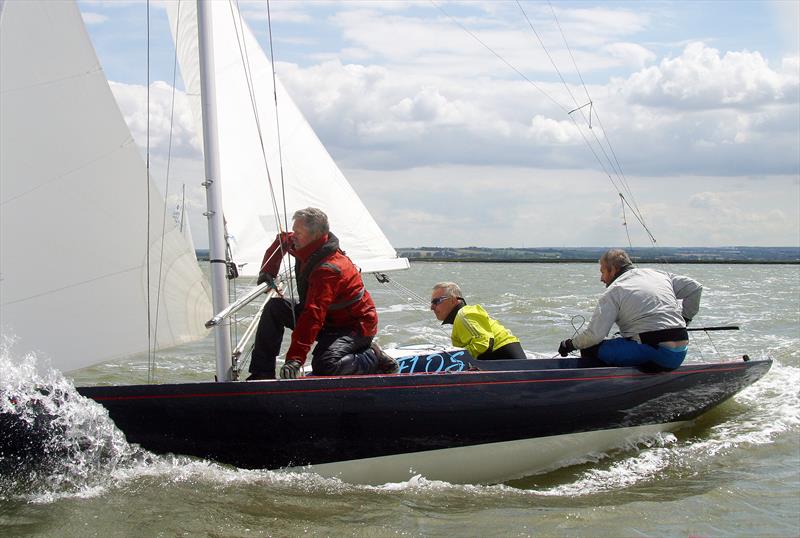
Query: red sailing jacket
259 232 378 364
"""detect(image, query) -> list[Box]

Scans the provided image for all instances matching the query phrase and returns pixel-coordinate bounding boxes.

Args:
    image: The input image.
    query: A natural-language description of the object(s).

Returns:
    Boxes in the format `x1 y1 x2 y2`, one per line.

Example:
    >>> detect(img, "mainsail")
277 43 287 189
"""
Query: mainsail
0 1 212 373
167 1 409 275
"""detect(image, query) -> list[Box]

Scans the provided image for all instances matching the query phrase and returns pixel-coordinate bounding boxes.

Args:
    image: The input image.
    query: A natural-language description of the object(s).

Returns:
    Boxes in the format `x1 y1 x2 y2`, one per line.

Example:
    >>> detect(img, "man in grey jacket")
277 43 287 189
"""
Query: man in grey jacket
558 249 702 370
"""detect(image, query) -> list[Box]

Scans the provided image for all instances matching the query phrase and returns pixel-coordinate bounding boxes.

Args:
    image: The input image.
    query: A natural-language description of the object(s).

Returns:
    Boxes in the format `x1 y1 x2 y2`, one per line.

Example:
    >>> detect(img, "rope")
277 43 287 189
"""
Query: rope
550 315 586 358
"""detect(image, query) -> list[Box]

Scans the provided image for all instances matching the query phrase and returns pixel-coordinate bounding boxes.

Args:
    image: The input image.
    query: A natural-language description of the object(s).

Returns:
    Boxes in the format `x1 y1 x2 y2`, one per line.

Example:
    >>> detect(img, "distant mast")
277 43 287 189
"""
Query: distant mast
196 0 232 382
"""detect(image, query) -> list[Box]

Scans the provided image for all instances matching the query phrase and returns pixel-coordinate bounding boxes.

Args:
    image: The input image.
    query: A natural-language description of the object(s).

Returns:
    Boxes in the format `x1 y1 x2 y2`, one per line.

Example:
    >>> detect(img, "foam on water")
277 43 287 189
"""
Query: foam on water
530 353 799 497
0 336 145 501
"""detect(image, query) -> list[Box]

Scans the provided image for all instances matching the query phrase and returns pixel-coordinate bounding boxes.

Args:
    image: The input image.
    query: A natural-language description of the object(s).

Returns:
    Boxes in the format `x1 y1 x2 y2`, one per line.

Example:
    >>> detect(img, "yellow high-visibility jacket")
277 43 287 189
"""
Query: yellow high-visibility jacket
451 304 520 359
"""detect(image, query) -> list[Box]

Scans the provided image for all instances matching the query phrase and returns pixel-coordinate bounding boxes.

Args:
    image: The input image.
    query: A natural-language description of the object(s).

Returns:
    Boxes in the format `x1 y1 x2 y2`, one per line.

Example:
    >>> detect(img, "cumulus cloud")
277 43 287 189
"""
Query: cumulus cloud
87 1 798 247
109 80 201 160
622 42 799 109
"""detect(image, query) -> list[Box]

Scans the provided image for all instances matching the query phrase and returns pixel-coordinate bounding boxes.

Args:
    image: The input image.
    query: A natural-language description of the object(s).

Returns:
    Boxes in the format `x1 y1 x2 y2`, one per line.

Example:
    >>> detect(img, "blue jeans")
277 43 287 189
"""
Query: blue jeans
590 338 687 370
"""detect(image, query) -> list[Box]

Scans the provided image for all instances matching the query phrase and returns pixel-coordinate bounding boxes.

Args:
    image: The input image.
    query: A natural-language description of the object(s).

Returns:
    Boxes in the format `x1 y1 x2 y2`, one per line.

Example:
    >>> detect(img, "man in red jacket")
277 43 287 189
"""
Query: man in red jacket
247 207 398 380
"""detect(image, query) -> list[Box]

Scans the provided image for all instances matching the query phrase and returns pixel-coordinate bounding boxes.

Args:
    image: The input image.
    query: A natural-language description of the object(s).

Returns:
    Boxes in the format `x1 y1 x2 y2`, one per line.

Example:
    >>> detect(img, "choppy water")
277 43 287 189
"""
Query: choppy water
2 263 799 537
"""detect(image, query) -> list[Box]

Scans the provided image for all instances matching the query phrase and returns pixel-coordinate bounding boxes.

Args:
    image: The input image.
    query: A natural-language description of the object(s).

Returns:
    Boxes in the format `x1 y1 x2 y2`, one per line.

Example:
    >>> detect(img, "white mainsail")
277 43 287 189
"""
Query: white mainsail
167 1 408 276
0 1 212 373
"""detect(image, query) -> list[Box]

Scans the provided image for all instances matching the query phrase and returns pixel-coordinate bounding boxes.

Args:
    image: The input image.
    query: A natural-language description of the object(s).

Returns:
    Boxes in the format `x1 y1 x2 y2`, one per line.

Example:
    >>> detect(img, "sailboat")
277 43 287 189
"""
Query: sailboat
0 0 771 485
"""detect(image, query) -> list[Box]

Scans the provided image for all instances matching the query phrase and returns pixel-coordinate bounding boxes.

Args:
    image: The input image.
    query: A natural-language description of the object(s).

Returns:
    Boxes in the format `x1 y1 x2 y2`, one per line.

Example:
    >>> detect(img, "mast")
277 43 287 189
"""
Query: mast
196 0 232 382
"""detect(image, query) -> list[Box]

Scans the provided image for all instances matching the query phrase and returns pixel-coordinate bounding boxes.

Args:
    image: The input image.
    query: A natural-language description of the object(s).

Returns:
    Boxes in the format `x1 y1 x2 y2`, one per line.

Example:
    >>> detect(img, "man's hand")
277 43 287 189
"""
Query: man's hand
257 271 276 289
558 339 575 357
280 359 302 379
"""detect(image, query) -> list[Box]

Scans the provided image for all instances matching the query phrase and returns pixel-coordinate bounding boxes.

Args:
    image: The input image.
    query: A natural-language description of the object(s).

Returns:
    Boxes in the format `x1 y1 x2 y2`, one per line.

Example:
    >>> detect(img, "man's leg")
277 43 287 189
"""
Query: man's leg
249 298 299 380
595 338 658 367
311 332 378 376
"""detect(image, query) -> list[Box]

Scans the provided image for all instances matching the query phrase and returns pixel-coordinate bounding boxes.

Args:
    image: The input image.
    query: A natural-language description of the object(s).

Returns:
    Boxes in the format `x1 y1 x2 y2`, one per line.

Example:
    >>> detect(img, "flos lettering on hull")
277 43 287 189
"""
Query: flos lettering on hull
71 356 772 482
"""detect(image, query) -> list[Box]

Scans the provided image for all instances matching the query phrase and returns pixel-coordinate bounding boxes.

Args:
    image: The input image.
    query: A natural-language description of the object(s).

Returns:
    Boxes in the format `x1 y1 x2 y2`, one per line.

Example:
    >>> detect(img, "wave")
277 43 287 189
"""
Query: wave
1 336 145 502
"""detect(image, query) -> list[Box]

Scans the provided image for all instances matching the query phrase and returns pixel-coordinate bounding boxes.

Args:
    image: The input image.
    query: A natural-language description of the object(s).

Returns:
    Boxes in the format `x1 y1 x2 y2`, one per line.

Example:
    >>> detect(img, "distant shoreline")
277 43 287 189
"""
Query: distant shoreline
394 246 800 265
402 258 799 265
195 246 800 265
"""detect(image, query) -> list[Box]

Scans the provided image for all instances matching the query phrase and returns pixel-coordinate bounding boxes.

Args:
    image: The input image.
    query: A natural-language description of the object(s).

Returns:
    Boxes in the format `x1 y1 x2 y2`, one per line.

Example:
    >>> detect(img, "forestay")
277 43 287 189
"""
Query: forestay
0 1 212 373
167 1 408 276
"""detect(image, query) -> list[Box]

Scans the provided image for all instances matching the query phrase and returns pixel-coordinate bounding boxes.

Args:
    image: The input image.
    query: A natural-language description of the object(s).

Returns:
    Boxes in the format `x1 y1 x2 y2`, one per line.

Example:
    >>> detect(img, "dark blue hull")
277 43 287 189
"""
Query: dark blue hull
71 354 770 480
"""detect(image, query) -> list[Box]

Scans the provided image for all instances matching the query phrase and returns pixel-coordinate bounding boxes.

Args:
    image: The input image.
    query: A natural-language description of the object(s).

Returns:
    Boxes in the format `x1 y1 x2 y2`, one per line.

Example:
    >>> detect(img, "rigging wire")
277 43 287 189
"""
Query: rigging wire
544 1 650 234
227 0 283 228
264 0 298 327
150 0 184 382
145 0 154 383
227 0 297 307
620 193 633 250
517 0 659 247
216 0 298 350
264 0 291 247
374 274 456 340
430 0 569 114
433 0 660 248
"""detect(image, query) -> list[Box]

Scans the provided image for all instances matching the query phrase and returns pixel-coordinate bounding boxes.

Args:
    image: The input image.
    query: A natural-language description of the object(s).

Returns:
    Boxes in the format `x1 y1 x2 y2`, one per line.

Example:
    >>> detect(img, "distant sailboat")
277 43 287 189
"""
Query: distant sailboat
0 0 772 486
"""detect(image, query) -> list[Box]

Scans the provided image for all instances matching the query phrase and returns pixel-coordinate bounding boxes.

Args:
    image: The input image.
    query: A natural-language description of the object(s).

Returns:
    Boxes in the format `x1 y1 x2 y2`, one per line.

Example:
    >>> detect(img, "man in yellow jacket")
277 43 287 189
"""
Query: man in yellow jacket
430 282 526 360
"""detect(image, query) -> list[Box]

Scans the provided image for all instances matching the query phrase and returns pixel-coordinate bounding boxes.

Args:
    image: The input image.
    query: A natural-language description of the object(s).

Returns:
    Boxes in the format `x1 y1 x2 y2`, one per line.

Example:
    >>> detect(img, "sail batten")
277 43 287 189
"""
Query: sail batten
0 1 212 373
167 1 408 275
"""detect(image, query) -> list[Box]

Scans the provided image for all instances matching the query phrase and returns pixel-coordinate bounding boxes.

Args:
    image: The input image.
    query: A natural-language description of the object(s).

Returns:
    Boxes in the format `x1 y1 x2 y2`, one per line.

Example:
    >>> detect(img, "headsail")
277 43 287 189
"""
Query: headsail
0 1 212 373
167 1 409 275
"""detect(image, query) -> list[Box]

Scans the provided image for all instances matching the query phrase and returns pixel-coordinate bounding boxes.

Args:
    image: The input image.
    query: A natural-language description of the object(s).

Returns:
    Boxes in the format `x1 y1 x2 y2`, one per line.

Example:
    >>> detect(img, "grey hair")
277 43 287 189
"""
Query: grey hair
292 207 329 236
600 248 634 271
432 281 463 299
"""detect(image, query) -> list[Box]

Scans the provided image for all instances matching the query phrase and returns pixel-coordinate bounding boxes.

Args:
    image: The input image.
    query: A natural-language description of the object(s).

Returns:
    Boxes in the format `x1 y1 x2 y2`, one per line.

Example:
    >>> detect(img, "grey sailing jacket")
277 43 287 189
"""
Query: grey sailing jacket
572 268 703 349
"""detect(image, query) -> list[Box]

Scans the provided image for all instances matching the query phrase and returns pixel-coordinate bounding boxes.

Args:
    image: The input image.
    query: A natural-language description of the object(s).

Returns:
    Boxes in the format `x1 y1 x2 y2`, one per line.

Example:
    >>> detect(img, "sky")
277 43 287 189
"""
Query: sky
77 0 800 249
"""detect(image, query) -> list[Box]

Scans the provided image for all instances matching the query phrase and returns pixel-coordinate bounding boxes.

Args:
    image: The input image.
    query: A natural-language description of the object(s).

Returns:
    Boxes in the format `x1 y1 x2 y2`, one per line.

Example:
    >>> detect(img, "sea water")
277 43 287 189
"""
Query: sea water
1 263 798 537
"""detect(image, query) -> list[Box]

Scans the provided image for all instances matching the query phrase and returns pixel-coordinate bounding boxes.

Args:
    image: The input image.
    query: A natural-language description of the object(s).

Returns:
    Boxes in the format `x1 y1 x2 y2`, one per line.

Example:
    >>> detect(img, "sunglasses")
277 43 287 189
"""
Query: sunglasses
430 296 450 306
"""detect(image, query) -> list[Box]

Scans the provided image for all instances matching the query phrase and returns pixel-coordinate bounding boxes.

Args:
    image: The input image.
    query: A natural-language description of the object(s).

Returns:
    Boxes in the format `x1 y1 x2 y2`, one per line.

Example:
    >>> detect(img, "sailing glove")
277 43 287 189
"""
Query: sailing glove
558 339 575 357
280 359 302 379
257 271 277 289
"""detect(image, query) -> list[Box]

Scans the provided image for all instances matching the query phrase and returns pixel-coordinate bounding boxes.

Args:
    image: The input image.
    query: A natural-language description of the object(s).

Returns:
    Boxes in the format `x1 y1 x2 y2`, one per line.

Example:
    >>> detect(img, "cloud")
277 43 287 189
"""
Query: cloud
603 42 656 69
109 80 201 161
344 166 799 248
622 42 799 109
80 12 108 25
86 2 798 248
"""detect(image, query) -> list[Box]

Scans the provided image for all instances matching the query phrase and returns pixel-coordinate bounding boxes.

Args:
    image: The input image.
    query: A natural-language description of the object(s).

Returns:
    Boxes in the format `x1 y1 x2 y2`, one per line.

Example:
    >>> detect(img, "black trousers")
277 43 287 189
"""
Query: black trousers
477 341 527 360
249 298 379 378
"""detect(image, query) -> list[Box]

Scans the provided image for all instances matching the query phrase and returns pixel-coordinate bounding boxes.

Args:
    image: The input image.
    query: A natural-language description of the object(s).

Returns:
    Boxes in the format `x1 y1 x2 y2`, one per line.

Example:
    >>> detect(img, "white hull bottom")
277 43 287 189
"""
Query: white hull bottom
291 421 688 485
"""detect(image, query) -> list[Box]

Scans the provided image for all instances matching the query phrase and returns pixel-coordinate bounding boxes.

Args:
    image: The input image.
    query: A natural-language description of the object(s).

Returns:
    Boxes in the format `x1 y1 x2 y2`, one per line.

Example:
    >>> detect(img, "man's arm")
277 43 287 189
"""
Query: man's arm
258 232 293 278
456 309 494 357
671 274 703 322
285 268 340 364
571 291 619 349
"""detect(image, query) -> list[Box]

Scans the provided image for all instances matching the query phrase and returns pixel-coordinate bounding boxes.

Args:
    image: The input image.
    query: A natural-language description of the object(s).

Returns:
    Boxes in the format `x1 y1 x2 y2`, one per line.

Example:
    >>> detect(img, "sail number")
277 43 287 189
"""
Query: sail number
396 351 467 374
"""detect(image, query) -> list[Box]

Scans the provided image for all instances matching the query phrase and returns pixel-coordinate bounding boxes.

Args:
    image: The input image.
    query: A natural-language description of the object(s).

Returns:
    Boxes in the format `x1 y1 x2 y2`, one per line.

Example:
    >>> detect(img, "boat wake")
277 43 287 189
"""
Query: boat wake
530 354 799 497
0 338 146 501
